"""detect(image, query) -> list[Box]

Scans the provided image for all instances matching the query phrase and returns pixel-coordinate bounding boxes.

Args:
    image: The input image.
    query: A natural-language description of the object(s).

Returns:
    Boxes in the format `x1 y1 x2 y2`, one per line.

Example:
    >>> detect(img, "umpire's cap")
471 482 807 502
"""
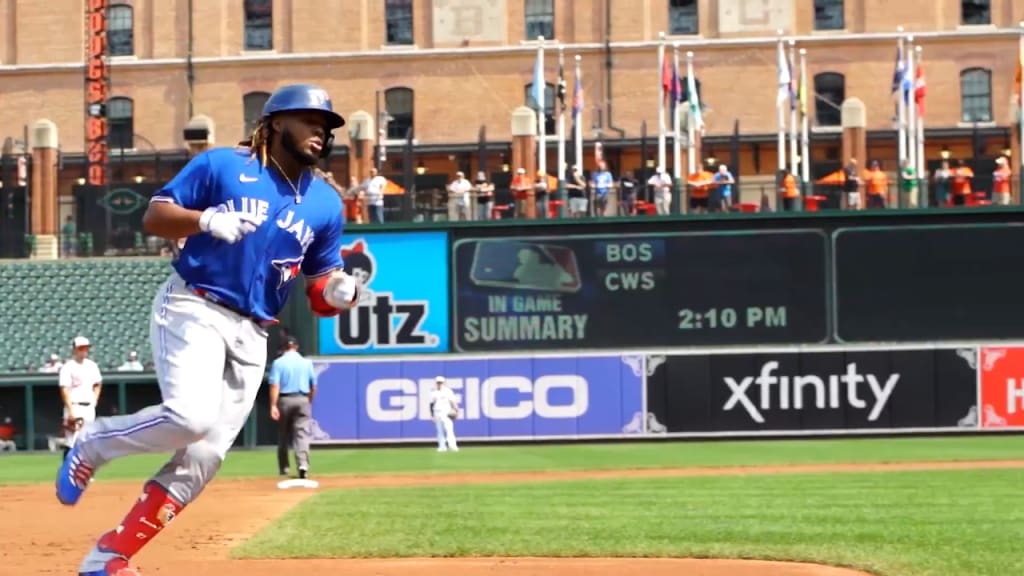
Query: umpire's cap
262 84 345 130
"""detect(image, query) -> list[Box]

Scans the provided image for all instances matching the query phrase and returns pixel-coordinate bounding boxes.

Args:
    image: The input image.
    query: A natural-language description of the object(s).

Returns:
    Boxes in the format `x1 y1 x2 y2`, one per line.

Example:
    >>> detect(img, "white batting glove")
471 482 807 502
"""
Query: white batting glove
198 208 258 244
323 270 360 310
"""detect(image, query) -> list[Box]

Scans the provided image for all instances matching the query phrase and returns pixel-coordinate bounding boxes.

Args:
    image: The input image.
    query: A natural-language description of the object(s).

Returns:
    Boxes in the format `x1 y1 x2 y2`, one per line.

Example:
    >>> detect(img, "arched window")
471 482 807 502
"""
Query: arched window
813 72 845 127
524 82 555 134
108 4 134 56
385 87 414 140
108 97 134 150
244 0 273 50
960 68 992 123
243 91 271 139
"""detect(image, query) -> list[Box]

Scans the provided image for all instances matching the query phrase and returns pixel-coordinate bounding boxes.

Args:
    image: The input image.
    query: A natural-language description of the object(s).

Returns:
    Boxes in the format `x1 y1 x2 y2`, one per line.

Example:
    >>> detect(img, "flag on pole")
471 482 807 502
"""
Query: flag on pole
686 72 703 132
661 53 673 99
798 63 807 117
776 41 791 107
556 59 567 114
531 50 545 111
891 45 905 96
914 64 926 117
789 51 798 111
670 57 681 120
1015 35 1024 108
572 72 583 120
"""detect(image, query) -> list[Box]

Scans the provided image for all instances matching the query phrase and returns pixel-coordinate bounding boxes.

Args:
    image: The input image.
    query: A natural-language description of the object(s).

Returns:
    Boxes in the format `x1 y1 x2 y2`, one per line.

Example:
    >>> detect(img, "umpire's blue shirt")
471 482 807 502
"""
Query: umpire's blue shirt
269 350 315 394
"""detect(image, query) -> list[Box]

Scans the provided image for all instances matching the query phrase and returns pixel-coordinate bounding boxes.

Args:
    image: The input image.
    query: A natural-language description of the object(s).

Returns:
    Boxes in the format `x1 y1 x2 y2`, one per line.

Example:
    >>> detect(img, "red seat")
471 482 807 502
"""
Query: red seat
737 202 759 213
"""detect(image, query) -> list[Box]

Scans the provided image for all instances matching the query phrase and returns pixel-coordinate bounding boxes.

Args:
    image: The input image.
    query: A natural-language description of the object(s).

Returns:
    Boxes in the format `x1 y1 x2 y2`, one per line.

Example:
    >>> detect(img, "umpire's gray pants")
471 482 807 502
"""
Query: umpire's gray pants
277 394 311 472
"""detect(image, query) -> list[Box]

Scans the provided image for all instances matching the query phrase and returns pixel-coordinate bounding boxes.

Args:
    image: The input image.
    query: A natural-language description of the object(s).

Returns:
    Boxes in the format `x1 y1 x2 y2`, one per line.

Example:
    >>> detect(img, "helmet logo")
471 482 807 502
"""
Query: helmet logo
308 89 329 106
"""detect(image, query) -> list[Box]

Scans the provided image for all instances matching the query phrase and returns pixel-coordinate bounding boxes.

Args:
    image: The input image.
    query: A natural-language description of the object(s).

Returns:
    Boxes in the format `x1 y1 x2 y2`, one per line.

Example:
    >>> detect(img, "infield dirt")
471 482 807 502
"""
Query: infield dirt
6 459 1023 576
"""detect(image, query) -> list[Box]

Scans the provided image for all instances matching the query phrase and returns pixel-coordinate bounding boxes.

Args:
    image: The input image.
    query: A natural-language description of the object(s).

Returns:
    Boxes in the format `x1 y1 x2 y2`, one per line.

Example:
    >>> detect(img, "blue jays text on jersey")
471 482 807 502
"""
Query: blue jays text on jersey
150 147 345 322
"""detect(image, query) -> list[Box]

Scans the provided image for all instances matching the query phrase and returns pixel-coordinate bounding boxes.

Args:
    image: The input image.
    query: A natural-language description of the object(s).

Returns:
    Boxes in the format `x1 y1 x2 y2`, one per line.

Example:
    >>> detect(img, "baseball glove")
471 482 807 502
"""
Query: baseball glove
448 408 459 419
63 417 84 433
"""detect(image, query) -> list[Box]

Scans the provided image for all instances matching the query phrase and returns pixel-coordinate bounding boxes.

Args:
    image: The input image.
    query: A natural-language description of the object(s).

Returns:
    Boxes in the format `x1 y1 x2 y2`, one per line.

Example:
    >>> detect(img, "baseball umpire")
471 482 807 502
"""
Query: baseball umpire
269 335 316 479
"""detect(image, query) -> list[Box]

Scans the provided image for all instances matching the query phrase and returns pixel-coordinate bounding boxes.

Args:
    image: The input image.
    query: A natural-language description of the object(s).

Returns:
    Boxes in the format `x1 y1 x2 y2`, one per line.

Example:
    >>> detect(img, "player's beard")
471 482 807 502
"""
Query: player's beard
280 127 320 167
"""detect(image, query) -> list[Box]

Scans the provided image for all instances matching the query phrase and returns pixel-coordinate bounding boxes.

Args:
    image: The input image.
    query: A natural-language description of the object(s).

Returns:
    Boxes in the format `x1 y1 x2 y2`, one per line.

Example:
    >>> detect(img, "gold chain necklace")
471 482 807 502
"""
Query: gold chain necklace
268 154 307 204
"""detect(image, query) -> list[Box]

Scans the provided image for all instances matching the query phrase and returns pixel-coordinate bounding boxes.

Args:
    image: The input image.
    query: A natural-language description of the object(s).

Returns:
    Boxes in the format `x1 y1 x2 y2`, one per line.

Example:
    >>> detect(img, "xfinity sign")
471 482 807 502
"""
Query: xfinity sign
723 361 899 423
366 375 590 422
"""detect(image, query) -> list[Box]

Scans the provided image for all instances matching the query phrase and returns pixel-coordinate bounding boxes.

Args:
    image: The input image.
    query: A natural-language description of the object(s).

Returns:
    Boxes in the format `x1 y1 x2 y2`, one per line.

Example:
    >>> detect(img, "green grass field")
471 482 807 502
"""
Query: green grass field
4 436 1023 576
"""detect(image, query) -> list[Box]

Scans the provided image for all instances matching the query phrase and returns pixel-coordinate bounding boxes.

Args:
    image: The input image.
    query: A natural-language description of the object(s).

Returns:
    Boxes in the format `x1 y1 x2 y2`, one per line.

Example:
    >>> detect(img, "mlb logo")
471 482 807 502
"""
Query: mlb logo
468 240 582 294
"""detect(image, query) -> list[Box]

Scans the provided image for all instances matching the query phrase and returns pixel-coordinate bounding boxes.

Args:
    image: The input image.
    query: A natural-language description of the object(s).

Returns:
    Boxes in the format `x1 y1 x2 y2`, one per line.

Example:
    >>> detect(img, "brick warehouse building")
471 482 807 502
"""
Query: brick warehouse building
2 0 1024 245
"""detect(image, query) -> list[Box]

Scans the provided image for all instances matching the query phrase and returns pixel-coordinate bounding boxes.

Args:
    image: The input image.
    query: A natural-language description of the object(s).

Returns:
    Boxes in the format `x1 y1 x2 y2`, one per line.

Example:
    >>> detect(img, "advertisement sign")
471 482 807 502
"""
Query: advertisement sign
978 347 1024 428
834 225 1024 342
317 231 450 355
451 230 829 352
644 347 978 433
310 354 645 442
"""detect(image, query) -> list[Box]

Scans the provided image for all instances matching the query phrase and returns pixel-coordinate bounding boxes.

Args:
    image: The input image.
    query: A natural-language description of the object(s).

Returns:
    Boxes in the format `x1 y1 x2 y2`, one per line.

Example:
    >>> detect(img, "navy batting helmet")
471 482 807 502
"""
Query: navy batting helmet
261 84 345 158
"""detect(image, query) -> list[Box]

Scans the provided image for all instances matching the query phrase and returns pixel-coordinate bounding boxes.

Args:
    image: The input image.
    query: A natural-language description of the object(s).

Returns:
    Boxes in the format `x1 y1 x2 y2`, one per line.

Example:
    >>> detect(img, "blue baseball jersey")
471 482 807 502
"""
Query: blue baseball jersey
151 147 345 322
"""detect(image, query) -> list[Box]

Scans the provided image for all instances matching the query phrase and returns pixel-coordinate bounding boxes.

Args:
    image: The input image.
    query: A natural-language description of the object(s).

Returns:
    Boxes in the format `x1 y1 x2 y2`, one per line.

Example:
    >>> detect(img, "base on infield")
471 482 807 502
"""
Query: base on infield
276 478 319 490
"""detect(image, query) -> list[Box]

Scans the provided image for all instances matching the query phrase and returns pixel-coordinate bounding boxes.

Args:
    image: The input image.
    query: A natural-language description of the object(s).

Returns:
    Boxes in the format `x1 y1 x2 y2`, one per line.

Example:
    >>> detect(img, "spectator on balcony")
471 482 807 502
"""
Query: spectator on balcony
951 159 974 207
474 171 495 220
364 167 387 223
712 164 735 212
116 351 145 372
61 216 77 258
993 156 1012 206
900 158 919 208
591 161 614 217
618 170 639 215
688 168 715 214
345 176 366 223
648 166 673 215
843 158 862 210
39 353 63 374
865 160 888 209
511 168 532 218
932 160 952 206
448 171 472 221
778 169 800 212
534 170 550 219
566 165 588 217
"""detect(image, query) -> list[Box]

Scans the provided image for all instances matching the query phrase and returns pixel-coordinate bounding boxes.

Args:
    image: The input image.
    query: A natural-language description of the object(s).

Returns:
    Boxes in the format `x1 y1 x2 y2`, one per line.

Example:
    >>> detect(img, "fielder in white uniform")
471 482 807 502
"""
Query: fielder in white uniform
430 376 459 452
58 336 103 460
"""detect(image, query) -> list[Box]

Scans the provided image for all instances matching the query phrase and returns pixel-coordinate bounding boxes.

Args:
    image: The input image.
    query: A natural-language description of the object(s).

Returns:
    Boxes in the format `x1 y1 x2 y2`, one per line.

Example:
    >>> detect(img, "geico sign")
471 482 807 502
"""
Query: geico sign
365 375 589 422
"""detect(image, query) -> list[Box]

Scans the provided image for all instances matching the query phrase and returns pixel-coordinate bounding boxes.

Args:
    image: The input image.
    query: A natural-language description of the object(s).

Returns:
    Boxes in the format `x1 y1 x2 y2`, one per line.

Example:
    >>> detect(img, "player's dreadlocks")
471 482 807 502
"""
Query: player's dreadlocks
239 119 271 167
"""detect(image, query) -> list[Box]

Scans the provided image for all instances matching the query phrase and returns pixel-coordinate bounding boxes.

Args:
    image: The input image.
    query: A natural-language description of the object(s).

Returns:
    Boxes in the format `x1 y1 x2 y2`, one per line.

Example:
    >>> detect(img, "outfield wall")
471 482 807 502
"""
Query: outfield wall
303 343 1024 445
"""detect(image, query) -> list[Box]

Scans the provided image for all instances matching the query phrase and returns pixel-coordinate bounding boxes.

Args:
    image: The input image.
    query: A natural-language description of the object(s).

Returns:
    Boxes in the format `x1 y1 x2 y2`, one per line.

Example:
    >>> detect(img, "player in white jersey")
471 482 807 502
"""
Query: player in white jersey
58 336 103 459
430 376 459 452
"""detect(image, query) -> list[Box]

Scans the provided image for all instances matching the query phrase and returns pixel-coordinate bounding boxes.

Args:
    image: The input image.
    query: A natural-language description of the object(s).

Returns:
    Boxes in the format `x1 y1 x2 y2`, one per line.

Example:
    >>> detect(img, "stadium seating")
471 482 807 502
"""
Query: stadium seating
0 257 171 372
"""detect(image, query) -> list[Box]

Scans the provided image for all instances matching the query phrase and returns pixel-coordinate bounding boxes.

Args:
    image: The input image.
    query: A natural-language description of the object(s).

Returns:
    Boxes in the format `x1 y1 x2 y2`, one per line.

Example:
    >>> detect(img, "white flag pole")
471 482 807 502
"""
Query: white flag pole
776 30 786 172
907 35 917 177
686 50 697 176
788 39 798 178
557 45 566 191
657 32 666 170
672 44 683 181
896 27 907 169
800 48 810 186
536 37 547 181
574 55 583 173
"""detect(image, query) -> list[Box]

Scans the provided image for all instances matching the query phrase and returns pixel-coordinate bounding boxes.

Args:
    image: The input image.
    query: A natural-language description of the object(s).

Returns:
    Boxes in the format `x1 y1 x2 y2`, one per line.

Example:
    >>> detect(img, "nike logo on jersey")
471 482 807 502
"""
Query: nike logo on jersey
239 174 259 183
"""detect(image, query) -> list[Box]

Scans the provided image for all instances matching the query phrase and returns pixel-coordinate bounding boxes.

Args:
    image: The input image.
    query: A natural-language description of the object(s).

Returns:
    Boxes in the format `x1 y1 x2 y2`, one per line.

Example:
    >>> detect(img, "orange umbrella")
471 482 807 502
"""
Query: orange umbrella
384 179 405 195
815 169 846 185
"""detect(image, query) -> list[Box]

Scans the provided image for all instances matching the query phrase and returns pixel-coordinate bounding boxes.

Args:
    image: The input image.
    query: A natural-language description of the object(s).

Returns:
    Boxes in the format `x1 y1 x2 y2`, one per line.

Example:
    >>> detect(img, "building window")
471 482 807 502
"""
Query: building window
668 0 698 35
960 68 992 122
108 97 134 150
244 0 273 51
524 82 555 134
108 4 134 56
961 0 991 25
813 72 845 127
813 0 844 31
385 87 414 139
385 0 413 45
243 92 270 139
525 0 554 40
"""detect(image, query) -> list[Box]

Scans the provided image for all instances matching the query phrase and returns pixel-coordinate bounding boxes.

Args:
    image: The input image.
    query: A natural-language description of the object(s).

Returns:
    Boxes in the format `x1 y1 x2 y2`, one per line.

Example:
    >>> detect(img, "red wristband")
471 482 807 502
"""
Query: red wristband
306 275 341 317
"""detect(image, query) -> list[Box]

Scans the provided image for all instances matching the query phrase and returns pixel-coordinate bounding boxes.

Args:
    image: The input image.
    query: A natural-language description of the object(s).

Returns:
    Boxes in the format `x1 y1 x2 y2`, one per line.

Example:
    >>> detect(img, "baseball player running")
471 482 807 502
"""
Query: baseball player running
430 376 460 452
56 84 360 576
58 336 103 460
